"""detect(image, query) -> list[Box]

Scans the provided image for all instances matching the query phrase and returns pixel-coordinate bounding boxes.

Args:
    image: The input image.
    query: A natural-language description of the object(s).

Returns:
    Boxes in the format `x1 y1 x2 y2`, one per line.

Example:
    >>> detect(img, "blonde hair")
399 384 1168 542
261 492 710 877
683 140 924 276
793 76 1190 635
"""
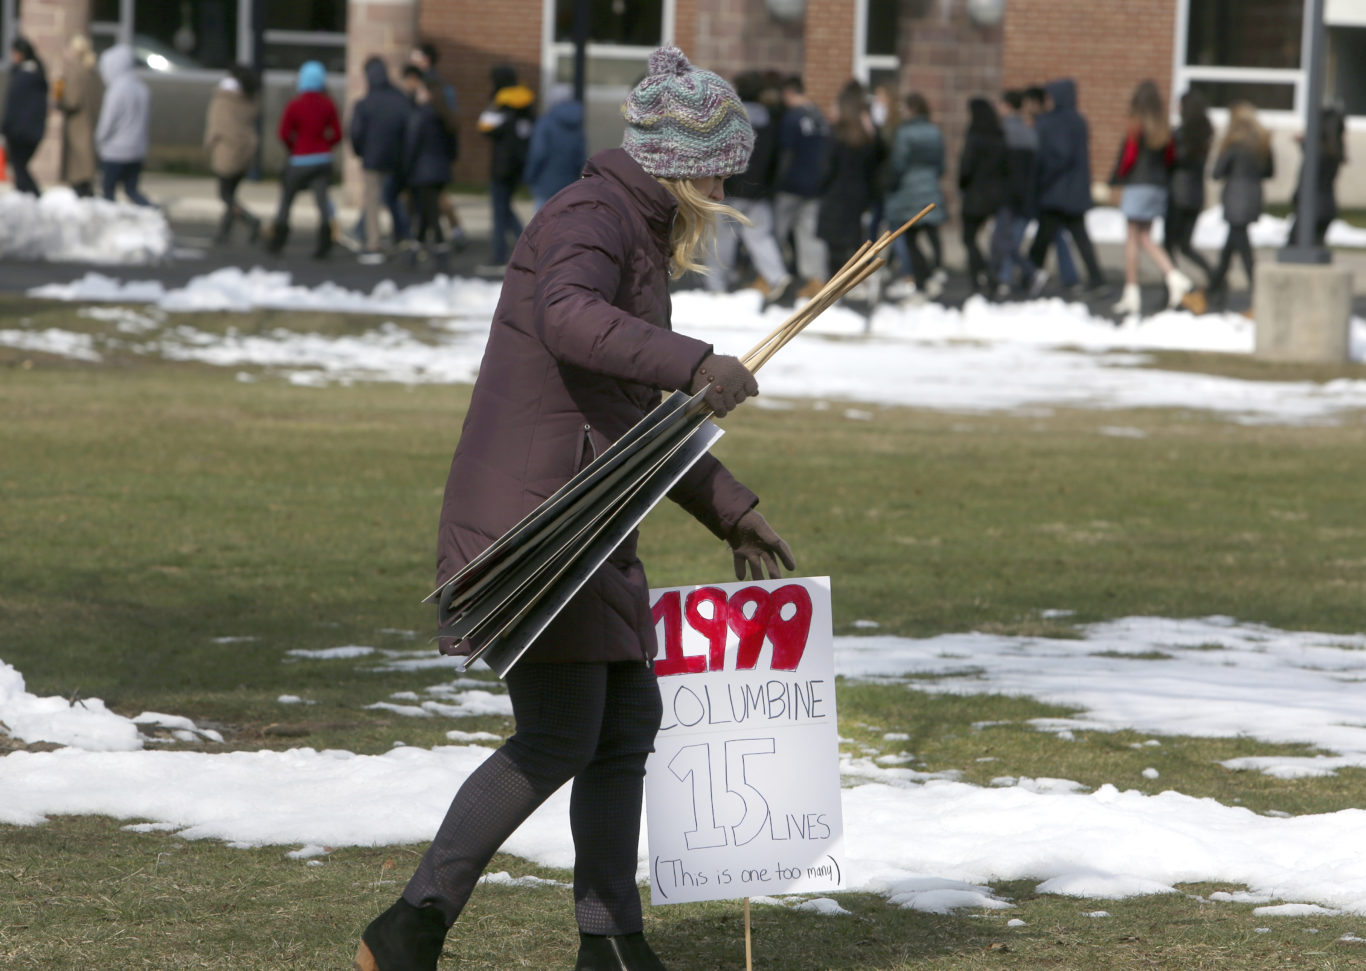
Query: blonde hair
68 34 96 69
1222 100 1271 162
655 177 748 278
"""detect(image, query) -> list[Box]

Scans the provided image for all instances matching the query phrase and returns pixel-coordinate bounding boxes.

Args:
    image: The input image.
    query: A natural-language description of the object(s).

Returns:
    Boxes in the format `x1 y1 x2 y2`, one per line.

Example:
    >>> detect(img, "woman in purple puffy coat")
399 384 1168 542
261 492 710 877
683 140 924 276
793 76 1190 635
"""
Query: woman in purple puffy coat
353 47 795 971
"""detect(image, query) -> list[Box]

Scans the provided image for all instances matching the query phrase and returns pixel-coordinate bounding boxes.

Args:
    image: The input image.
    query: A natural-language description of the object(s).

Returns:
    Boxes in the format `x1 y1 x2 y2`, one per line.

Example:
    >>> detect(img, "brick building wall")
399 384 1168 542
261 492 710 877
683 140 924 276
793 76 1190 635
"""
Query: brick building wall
1002 0 1177 192
802 0 858 114
419 0 543 186
687 0 804 84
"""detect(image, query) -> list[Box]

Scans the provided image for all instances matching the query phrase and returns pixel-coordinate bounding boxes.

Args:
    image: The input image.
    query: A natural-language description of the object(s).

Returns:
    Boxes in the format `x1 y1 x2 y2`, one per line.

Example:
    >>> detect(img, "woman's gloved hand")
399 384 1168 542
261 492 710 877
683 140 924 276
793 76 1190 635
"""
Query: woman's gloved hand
690 353 759 418
728 509 796 580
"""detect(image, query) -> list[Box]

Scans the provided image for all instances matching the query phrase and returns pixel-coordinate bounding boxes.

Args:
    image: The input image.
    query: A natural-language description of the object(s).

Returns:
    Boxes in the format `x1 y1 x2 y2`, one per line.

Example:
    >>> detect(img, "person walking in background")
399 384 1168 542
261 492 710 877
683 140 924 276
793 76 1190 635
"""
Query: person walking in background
885 92 947 302
774 75 832 298
1022 83 1079 294
350 55 413 263
1287 104 1346 248
55 35 101 198
1206 101 1274 308
818 81 882 291
708 70 790 300
351 46 790 971
992 89 1036 296
1163 90 1214 295
866 82 897 240
203 65 262 244
410 42 465 250
268 60 340 259
958 96 1008 296
402 65 459 270
1108 79 1191 317
476 64 536 274
94 44 150 206
1027 79 1106 297
3 37 48 195
523 83 586 211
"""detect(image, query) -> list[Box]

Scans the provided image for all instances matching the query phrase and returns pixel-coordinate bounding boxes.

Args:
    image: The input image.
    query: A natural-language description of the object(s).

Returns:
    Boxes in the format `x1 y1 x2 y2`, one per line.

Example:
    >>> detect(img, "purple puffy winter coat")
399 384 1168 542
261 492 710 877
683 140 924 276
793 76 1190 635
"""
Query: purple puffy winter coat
437 147 759 664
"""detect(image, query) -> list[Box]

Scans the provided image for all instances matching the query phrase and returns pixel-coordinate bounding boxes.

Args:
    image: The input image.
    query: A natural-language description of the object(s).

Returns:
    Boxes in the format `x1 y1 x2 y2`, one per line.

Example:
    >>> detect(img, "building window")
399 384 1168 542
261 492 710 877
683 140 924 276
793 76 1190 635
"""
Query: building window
133 0 239 72
1175 0 1307 116
85 0 344 75
554 0 663 47
543 0 673 152
855 0 900 91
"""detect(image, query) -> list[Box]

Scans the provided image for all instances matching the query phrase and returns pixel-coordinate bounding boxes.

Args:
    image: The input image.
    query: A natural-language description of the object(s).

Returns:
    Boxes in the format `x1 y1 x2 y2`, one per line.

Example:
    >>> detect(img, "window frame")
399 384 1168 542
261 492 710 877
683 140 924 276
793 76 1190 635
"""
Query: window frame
540 0 676 104
854 0 899 87
1172 0 1314 124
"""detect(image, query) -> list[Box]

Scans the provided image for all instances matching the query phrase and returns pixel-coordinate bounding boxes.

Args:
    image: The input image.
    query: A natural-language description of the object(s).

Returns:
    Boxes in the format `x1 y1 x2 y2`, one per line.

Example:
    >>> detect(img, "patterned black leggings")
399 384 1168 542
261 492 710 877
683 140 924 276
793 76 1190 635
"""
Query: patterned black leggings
403 660 662 934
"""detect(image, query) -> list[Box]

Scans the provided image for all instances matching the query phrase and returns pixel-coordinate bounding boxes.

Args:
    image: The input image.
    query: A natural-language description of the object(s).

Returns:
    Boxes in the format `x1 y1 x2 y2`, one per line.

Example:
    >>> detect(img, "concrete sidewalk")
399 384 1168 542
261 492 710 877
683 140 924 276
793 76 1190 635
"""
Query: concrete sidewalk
138 171 534 237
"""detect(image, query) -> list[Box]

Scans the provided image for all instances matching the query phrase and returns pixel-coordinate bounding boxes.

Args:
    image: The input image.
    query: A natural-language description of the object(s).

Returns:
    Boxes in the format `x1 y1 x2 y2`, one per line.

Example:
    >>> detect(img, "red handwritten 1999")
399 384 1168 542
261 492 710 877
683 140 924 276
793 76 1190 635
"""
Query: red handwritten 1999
650 584 813 676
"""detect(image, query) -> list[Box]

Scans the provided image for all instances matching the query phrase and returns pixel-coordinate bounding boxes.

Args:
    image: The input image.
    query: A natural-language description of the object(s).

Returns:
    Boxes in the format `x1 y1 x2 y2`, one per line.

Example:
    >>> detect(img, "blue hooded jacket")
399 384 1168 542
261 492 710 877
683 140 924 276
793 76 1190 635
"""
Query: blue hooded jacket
350 57 413 173
1034 79 1094 215
523 96 586 204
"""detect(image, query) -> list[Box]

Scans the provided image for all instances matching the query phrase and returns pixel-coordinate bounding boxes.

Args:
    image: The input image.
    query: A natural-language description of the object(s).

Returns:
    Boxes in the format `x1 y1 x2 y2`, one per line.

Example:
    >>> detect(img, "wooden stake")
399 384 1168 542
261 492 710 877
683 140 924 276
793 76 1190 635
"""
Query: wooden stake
744 896 753 971
740 204 935 373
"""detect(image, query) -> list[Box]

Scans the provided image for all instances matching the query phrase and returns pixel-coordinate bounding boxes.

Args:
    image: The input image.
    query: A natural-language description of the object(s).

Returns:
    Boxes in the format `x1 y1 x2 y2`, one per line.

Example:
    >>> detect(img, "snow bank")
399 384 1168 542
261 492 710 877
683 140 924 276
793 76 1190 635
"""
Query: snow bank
0 188 171 264
1086 204 1366 250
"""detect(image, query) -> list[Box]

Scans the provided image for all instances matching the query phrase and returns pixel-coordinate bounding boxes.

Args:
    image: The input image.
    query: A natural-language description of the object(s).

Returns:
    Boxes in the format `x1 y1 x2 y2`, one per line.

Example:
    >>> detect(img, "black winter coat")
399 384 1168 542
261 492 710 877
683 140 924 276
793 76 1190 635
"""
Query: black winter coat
726 101 778 200
1213 142 1274 227
1034 79 1093 215
350 59 413 173
479 83 536 184
958 129 1008 219
1169 124 1209 210
2 57 49 150
404 102 457 187
818 135 881 255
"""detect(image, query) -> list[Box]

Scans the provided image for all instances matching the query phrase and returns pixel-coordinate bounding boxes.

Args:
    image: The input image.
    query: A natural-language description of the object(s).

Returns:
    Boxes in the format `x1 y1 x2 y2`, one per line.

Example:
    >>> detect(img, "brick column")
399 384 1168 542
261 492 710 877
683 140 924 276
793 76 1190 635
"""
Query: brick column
802 0 856 117
344 0 418 205
19 0 90 187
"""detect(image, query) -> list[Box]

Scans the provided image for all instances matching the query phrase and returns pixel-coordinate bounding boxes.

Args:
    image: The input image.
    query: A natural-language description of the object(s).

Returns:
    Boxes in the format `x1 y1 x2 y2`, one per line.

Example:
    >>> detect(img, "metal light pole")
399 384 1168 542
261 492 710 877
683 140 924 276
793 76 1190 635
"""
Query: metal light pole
1280 0 1330 265
572 0 589 104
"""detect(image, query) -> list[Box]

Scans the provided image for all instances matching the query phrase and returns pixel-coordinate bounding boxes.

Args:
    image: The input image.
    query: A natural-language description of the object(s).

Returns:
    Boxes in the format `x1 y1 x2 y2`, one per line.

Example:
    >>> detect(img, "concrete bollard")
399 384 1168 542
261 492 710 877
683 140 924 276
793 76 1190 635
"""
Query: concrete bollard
1253 262 1353 364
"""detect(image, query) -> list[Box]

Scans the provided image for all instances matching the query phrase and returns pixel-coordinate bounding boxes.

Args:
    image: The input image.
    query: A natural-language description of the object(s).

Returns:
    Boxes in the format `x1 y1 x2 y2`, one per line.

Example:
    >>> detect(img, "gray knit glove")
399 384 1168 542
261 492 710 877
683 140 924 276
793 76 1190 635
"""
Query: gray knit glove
728 509 796 580
690 353 759 418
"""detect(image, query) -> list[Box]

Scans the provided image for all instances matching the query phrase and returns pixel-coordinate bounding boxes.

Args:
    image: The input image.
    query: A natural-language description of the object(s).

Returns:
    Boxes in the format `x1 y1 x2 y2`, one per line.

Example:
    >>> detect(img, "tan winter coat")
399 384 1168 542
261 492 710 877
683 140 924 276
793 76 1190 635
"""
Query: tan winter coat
57 52 102 186
204 86 259 178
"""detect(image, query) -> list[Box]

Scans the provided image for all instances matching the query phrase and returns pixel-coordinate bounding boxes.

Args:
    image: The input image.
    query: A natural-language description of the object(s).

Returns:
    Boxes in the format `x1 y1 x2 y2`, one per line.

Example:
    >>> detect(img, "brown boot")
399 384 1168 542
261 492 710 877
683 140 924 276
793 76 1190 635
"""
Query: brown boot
796 278 825 300
354 898 447 971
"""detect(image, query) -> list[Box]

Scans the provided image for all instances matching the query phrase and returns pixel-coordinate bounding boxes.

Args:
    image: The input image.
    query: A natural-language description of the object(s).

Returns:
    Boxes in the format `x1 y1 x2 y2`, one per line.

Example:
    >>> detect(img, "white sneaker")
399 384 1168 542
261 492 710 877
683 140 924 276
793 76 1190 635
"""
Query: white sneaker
1112 283 1141 316
1164 269 1193 309
923 275 944 300
930 268 948 287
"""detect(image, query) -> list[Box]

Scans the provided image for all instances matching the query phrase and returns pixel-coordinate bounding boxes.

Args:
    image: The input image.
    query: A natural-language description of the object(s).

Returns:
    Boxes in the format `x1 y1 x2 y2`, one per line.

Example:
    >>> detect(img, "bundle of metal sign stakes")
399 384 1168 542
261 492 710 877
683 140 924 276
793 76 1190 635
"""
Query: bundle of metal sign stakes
424 204 936 677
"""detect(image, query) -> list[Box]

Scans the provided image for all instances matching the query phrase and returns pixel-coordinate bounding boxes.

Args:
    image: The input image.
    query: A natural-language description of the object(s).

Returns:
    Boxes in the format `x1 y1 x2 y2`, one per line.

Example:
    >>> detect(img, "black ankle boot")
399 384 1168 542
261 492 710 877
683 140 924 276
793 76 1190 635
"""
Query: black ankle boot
314 220 333 259
574 931 667 971
354 898 447 971
267 221 288 255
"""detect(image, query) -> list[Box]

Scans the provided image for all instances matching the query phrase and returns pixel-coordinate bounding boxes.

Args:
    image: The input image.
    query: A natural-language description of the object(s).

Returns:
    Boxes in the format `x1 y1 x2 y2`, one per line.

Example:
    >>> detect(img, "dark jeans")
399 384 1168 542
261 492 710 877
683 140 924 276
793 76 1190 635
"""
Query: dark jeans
403 660 662 935
1210 224 1254 292
1028 209 1104 288
275 162 332 228
102 159 151 206
962 215 991 288
489 178 523 265
894 224 942 284
412 183 446 246
1163 204 1213 282
8 140 39 195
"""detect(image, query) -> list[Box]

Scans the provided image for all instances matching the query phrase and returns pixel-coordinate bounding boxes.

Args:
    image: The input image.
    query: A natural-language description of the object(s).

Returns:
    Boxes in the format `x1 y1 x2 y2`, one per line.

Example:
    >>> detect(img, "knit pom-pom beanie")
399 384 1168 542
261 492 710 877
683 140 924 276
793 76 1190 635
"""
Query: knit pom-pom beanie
621 47 754 180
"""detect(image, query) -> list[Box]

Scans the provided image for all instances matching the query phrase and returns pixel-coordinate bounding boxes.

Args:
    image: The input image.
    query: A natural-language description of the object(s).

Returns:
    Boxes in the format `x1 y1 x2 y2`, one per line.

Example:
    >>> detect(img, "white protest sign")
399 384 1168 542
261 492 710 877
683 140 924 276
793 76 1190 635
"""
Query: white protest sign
645 576 844 905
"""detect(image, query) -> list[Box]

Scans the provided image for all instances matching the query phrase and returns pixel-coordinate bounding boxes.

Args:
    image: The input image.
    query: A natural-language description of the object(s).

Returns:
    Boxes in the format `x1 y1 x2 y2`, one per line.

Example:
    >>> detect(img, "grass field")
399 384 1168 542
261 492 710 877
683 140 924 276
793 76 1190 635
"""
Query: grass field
2 301 1366 969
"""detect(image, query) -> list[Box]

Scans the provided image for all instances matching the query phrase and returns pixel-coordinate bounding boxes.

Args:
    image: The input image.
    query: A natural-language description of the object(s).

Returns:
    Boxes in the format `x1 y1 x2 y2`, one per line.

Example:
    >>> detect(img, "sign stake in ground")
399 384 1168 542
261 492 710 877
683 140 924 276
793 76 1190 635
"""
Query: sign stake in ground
423 207 936 677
